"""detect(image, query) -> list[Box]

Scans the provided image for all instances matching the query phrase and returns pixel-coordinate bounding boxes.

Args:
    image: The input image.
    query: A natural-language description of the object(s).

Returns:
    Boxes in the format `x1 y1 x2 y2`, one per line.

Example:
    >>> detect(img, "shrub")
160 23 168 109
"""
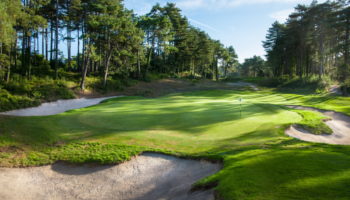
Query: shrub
3 77 75 101
278 76 332 94
0 89 40 112
144 72 170 82
0 77 75 111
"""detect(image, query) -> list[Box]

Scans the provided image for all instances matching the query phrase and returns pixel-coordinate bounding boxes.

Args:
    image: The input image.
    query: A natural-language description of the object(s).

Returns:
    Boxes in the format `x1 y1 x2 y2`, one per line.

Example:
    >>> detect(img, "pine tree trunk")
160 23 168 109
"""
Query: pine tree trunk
45 28 48 60
14 36 17 76
42 28 44 56
103 52 112 87
33 33 36 56
22 31 26 75
50 23 53 62
342 17 350 96
55 0 59 79
27 35 31 79
145 36 155 78
67 22 71 70
82 25 86 73
77 26 80 72
7 44 13 83
80 47 90 90
37 31 39 55
215 58 219 81
137 49 141 79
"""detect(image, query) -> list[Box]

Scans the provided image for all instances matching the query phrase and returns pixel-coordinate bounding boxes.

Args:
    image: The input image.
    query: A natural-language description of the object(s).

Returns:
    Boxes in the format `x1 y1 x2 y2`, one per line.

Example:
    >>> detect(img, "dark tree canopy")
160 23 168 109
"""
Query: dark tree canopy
261 0 350 94
0 0 238 90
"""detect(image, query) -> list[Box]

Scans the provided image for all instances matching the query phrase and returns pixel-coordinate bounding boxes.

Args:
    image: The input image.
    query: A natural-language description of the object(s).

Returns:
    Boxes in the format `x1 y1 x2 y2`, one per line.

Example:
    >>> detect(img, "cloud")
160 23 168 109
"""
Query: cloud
188 18 219 32
269 9 294 22
176 0 311 9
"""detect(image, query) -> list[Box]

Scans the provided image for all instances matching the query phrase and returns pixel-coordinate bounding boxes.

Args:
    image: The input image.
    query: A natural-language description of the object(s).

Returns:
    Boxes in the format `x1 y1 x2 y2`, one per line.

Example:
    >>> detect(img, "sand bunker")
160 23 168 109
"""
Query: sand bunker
285 105 350 145
0 96 121 116
0 153 221 200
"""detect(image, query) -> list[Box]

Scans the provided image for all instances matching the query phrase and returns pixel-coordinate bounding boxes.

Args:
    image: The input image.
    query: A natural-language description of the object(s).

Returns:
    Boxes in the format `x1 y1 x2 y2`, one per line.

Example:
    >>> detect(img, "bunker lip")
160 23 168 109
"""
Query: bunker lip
285 105 350 145
0 152 221 200
0 96 122 116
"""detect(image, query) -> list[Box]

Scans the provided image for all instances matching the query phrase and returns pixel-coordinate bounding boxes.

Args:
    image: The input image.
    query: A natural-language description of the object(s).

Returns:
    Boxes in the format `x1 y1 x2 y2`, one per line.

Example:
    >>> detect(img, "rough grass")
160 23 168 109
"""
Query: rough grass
1 89 350 199
240 76 333 94
0 75 140 112
0 77 75 112
0 89 40 112
292 109 333 135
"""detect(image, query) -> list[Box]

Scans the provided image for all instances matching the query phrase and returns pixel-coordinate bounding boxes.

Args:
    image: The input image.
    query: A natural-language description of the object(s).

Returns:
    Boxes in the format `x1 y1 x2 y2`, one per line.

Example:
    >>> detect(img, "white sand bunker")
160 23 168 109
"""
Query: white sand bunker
286 105 350 145
0 96 121 116
0 153 221 200
226 82 259 91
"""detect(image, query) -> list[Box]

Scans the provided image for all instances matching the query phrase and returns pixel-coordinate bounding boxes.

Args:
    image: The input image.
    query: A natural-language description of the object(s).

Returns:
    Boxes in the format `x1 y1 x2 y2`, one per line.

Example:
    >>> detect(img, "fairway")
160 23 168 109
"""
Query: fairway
1 90 350 199
1 90 301 153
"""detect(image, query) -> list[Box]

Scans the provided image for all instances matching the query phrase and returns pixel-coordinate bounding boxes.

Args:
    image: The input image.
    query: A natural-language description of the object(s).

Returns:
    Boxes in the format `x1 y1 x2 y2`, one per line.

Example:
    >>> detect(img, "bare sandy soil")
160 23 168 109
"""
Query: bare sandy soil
285 105 350 145
0 153 221 200
0 96 121 116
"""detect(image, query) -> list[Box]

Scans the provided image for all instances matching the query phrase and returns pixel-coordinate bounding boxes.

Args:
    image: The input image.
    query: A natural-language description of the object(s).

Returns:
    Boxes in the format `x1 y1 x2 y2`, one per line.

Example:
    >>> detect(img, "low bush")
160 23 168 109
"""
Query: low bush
3 77 75 101
278 76 332 94
85 76 129 93
240 76 334 94
0 76 75 111
0 89 40 112
144 72 170 82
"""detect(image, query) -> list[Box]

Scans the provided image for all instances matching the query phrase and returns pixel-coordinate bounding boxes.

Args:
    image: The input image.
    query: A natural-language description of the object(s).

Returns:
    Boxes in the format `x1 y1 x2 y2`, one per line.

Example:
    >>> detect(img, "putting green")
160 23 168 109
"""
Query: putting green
1 90 350 199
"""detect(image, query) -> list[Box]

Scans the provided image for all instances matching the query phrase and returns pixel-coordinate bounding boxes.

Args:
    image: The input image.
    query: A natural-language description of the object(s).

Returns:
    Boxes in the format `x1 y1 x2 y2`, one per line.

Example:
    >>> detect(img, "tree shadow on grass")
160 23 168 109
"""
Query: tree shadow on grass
302 95 335 105
200 138 350 200
0 90 297 152
0 98 296 150
65 104 292 148
49 102 284 135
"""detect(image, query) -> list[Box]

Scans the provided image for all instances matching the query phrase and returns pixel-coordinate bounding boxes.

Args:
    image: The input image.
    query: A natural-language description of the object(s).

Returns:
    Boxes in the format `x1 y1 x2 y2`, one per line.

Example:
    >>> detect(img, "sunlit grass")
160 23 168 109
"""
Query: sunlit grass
1 89 350 199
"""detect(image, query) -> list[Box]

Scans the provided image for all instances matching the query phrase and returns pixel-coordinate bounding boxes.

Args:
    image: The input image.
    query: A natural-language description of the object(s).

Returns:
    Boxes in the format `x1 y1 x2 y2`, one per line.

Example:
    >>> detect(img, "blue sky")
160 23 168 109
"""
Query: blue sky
123 0 321 62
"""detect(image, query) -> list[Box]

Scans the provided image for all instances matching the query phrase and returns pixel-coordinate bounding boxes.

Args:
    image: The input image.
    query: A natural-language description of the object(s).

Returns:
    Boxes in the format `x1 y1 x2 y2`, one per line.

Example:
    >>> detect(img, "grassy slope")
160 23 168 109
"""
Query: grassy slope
291 109 333 135
1 90 350 199
0 75 140 112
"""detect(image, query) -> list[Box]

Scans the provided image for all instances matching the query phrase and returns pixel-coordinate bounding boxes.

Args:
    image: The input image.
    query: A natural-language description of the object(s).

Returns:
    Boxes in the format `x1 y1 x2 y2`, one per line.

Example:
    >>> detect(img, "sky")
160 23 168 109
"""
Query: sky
123 0 322 62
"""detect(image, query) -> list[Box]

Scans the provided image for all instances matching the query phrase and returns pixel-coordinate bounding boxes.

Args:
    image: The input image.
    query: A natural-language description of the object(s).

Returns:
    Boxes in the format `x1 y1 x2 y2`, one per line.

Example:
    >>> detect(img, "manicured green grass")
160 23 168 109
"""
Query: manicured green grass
292 109 333 135
1 89 350 199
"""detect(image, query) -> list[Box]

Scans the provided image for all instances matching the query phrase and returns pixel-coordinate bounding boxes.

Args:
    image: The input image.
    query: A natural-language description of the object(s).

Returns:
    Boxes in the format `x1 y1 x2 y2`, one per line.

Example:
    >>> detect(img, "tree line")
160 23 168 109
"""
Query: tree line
259 0 350 94
0 0 238 90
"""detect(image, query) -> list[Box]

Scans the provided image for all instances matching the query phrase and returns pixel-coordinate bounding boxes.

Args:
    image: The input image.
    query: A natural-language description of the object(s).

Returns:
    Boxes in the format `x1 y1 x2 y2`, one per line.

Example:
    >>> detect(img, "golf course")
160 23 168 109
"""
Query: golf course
1 80 350 199
1 0 350 199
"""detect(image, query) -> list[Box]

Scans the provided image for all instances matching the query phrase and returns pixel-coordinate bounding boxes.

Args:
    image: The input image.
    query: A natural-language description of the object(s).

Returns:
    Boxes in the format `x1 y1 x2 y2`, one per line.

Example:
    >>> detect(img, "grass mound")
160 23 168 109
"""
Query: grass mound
292 109 333 135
